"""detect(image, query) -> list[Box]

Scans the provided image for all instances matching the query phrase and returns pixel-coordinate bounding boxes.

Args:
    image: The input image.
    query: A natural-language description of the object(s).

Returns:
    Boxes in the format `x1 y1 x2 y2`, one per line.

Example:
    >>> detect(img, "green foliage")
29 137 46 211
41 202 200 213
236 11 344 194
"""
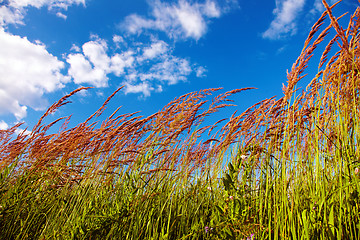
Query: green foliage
1 1 360 239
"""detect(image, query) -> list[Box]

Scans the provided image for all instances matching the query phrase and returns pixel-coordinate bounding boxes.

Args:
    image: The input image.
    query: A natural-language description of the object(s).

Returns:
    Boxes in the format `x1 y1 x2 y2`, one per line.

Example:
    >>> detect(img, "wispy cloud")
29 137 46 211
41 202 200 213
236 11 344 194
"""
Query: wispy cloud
0 0 225 120
137 40 169 62
112 0 236 96
195 66 207 77
56 12 67 20
66 35 205 97
141 56 192 84
123 82 154 97
310 0 338 14
6 0 85 9
0 0 86 26
121 0 226 41
262 0 305 40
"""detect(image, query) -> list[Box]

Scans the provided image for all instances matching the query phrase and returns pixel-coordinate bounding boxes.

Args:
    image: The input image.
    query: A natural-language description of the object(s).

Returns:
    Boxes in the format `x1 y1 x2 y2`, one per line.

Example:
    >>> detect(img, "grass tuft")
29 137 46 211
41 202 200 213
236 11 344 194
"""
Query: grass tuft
1 1 360 239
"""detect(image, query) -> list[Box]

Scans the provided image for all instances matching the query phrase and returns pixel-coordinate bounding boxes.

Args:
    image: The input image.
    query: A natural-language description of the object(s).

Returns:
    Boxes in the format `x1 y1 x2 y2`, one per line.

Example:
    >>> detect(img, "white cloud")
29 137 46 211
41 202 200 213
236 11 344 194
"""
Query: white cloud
175 1 207 39
0 29 70 120
311 0 338 14
0 0 86 26
113 35 126 49
56 12 67 20
110 52 135 76
0 5 24 26
66 37 135 87
138 40 169 62
203 0 221 17
67 53 108 87
0 120 9 130
67 38 110 87
82 37 111 71
141 56 192 84
66 35 204 97
124 82 153 97
262 0 306 40
15 127 31 136
0 0 207 119
113 35 123 43
196 66 207 77
124 14 154 35
0 89 27 120
121 40 202 96
313 0 324 13
0 120 31 135
8 0 85 10
122 0 224 41
113 0 236 95
70 43 81 52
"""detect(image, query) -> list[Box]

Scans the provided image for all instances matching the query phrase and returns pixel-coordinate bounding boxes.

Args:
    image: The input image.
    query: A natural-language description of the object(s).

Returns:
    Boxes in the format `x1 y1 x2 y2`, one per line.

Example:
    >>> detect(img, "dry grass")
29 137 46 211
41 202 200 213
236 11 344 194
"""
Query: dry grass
1 0 360 239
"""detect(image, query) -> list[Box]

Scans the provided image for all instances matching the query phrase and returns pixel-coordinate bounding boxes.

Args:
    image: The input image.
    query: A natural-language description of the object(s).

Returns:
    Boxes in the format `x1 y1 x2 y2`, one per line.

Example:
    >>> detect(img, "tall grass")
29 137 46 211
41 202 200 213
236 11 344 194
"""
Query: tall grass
1 0 360 239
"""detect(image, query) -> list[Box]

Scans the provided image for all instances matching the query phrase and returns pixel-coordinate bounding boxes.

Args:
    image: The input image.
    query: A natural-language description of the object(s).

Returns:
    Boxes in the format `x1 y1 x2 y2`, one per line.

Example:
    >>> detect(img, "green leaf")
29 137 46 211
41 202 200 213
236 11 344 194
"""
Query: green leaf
215 205 224 215
228 162 235 174
302 209 309 238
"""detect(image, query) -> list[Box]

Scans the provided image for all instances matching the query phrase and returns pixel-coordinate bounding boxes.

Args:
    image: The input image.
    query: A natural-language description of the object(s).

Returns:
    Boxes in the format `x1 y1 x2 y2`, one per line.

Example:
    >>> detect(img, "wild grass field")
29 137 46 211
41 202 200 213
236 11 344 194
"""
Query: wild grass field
1 0 360 239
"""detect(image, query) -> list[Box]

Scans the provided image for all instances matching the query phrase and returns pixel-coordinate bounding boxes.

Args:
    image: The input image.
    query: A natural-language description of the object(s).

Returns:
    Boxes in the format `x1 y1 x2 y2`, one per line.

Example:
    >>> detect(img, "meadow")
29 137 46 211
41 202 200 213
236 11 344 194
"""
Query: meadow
1 1 360 239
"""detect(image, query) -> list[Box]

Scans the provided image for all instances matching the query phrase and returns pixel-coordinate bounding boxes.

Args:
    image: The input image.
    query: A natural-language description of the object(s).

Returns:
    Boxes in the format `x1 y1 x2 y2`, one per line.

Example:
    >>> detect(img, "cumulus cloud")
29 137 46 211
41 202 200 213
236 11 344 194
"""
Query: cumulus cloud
121 0 224 41
0 3 24 26
137 40 169 62
0 89 27 120
122 48 201 96
110 51 135 76
0 0 86 26
0 29 70 120
262 0 306 40
0 0 85 120
121 38 204 96
101 0 238 97
67 53 107 87
0 0 210 119
66 36 135 87
66 35 205 97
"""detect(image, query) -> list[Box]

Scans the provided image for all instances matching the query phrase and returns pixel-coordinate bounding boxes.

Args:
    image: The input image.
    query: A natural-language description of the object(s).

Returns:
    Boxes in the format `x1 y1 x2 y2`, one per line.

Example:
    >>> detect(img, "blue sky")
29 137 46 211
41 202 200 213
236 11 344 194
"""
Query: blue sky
0 0 358 133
